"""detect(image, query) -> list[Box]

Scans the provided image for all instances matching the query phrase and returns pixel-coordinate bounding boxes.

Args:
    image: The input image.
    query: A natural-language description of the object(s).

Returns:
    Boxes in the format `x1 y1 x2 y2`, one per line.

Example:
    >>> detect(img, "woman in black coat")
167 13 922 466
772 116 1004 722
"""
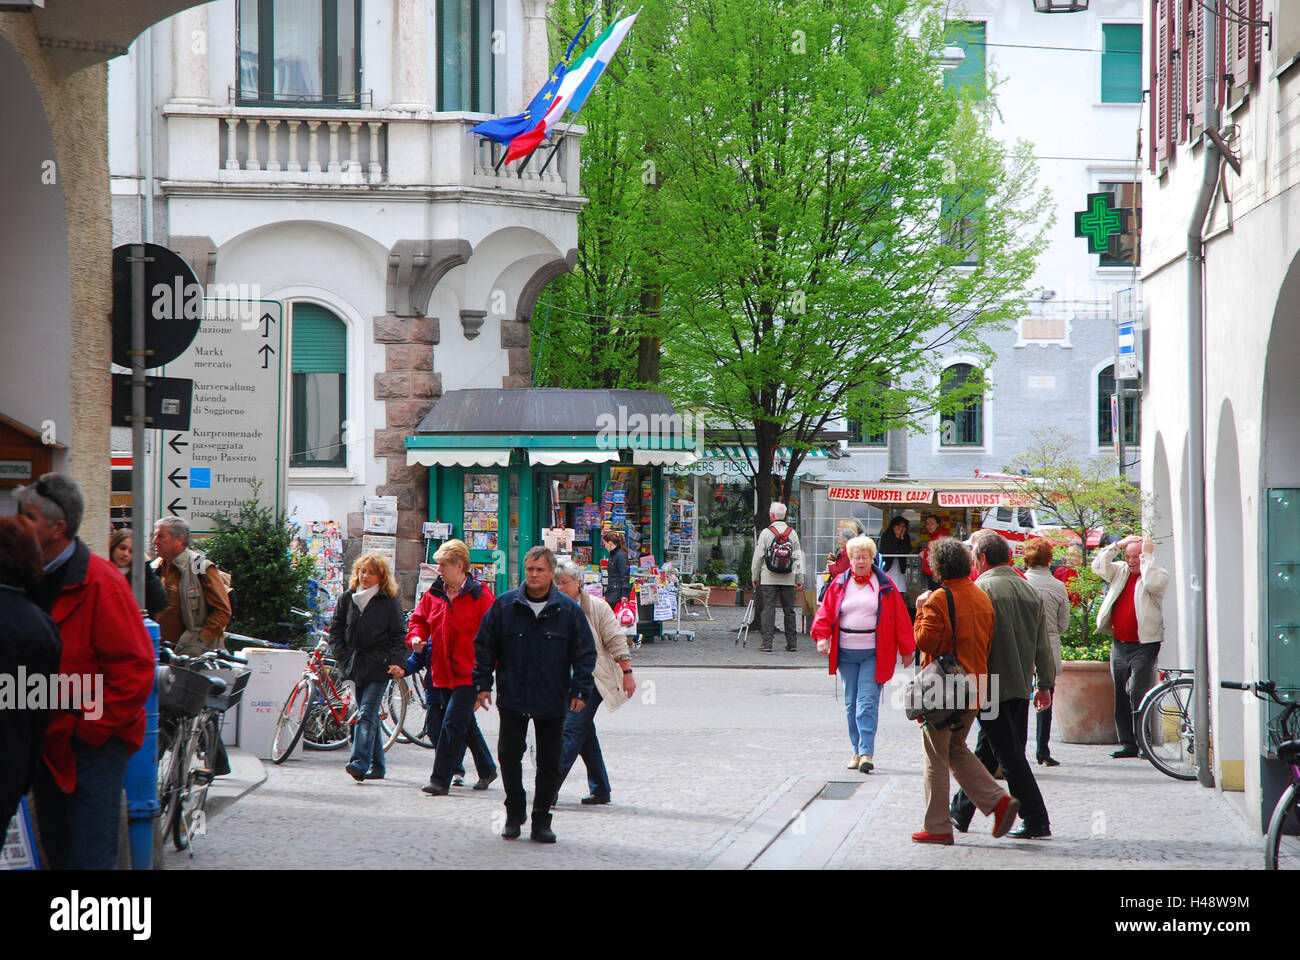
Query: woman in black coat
0 516 62 833
109 528 168 619
329 553 408 782
877 516 915 591
601 531 632 609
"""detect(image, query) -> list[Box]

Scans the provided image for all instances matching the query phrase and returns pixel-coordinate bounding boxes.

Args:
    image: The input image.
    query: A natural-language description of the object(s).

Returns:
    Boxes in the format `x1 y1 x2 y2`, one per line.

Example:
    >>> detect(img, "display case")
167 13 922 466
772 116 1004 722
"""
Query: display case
1266 488 1300 754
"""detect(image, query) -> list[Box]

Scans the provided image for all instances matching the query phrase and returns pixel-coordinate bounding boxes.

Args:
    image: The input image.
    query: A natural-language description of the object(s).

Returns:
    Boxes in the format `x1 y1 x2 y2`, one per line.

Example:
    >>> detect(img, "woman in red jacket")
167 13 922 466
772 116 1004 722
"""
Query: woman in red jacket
811 536 916 774
407 539 498 795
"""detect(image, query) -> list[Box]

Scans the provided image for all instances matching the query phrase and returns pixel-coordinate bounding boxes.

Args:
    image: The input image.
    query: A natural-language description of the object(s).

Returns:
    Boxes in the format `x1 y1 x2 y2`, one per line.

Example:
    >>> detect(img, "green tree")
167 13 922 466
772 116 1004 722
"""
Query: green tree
202 483 315 647
1001 427 1150 659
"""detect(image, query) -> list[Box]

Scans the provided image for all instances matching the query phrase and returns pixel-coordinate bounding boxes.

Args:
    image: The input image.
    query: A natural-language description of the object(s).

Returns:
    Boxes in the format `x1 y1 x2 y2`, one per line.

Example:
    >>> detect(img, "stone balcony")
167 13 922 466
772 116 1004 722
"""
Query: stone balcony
161 104 583 198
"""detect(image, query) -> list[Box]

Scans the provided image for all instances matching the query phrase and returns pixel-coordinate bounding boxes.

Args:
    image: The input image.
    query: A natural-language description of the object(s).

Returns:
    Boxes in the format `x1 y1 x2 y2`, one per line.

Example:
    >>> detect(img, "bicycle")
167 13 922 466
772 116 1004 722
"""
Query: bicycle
1136 667 1209 781
156 645 250 853
1221 679 1300 869
270 637 407 763
394 668 435 748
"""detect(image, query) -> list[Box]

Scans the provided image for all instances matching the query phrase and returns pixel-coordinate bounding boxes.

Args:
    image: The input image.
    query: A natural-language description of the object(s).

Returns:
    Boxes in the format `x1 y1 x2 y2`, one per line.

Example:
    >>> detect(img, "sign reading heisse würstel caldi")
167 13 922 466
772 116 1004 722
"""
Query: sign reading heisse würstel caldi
827 486 934 503
156 301 285 535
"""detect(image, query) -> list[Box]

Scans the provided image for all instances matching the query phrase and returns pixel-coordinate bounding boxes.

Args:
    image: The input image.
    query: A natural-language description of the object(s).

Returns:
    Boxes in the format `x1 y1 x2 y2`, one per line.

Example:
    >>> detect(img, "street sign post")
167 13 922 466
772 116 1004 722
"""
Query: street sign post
156 301 285 535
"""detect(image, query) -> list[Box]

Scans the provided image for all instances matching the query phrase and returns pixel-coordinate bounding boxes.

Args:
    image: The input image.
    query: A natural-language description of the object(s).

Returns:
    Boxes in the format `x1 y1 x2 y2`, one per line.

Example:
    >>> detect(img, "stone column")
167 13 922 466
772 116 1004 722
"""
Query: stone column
391 0 430 110
363 313 442 601
522 0 552 109
170 6 212 105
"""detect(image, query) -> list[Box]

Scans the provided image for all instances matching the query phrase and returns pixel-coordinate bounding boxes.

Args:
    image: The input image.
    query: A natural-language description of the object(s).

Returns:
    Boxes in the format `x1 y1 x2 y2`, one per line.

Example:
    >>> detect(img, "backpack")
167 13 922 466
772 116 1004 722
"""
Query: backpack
763 524 795 575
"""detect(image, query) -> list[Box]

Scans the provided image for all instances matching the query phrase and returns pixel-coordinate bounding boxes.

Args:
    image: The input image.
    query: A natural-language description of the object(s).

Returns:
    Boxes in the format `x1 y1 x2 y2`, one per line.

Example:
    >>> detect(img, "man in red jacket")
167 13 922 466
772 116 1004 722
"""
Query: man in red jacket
16 474 155 869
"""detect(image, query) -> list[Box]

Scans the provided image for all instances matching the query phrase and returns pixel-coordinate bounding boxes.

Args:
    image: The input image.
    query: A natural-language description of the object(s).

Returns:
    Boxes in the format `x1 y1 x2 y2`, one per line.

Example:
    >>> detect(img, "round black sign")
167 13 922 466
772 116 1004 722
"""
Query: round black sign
112 243 203 369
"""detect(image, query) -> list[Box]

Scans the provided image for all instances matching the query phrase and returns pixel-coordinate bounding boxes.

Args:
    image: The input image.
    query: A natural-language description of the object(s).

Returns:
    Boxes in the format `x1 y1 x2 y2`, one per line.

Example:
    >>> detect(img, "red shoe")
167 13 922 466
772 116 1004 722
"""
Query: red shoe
991 795 1021 838
911 830 954 845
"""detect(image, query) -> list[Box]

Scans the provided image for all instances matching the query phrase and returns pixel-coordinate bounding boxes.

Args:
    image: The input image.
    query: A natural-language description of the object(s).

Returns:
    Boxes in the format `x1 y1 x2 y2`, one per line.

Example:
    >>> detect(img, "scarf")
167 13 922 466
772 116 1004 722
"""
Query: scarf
353 583 380 613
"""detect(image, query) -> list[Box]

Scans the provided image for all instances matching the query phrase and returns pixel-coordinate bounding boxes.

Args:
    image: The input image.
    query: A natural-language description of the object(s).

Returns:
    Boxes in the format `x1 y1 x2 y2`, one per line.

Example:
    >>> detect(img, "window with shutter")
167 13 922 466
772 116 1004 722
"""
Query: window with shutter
1153 0 1170 168
1170 0 1185 145
1227 0 1259 91
291 304 348 468
1102 24 1143 104
1191 1 1206 131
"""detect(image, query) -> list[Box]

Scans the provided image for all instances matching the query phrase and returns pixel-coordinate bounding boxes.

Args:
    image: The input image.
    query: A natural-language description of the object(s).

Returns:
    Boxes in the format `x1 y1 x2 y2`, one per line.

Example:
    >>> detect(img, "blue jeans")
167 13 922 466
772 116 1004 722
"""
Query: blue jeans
430 685 497 787
33 736 131 869
558 690 610 797
838 647 882 757
349 679 387 777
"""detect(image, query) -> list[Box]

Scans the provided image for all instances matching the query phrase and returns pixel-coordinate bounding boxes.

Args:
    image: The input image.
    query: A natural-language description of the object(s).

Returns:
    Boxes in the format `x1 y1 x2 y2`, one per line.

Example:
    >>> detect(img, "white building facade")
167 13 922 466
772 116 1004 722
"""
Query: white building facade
109 0 583 594
1140 0 1300 828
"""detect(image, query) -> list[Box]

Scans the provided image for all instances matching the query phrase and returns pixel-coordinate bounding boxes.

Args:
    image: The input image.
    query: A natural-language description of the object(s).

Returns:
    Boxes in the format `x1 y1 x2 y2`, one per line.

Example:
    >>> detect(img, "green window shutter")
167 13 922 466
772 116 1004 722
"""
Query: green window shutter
944 21 986 97
1102 24 1142 103
292 304 347 374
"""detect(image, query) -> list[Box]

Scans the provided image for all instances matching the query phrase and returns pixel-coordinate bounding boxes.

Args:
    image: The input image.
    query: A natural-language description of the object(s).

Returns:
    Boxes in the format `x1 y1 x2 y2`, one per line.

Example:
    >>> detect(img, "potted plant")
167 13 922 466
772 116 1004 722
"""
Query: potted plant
736 540 754 605
1053 569 1117 744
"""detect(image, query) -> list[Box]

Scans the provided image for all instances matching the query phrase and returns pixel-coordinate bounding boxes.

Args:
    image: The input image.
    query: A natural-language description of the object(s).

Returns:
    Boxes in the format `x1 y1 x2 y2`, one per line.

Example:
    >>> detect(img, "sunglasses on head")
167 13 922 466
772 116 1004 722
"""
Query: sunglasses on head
33 479 68 522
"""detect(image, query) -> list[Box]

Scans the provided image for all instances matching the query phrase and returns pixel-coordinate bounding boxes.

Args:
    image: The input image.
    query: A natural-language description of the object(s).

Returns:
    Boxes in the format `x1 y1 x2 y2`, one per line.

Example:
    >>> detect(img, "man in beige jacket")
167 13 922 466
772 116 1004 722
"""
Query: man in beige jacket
1092 534 1170 759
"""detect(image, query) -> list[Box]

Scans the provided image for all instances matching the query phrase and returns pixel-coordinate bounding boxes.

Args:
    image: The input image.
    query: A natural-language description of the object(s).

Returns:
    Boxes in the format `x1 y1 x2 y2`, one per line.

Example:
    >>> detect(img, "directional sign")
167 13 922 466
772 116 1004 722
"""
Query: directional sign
157 300 285 535
1117 320 1138 380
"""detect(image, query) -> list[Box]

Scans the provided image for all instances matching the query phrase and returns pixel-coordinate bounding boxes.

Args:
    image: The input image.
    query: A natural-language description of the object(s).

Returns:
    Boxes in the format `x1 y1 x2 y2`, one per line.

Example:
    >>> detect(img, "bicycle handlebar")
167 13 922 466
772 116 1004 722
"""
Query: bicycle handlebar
1222 679 1289 706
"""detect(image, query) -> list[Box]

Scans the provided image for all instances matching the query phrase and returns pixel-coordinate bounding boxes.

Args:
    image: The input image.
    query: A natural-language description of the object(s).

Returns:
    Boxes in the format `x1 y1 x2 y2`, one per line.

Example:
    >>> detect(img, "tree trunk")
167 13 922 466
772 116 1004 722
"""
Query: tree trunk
636 284 661 384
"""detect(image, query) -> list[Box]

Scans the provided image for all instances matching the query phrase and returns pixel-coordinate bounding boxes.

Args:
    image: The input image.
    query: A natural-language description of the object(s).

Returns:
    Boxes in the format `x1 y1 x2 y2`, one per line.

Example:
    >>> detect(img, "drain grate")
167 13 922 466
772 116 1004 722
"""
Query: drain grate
818 781 862 801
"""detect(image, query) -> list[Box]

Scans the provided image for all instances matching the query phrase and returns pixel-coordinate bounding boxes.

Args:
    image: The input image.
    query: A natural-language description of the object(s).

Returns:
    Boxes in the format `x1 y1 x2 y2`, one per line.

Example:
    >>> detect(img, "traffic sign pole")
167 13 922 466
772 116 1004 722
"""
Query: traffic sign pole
130 244 147 611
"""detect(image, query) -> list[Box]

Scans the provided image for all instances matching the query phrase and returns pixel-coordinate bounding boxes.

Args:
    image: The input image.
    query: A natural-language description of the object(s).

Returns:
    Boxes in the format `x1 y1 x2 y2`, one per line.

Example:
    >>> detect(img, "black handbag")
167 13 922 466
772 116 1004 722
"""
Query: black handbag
904 585 969 730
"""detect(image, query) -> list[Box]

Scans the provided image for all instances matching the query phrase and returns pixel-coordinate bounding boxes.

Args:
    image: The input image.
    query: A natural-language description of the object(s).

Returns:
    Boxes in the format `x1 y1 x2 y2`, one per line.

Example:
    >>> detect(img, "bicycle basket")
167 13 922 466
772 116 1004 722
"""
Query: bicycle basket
158 664 215 717
205 665 252 713
1267 694 1300 752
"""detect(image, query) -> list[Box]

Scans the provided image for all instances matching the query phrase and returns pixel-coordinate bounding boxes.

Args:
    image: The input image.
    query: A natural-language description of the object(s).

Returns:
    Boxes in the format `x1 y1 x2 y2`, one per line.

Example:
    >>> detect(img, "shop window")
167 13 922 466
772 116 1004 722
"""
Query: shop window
437 0 494 112
1101 24 1142 103
1097 364 1139 446
1098 181 1141 267
237 0 361 106
1265 489 1300 750
290 304 347 468
940 363 984 447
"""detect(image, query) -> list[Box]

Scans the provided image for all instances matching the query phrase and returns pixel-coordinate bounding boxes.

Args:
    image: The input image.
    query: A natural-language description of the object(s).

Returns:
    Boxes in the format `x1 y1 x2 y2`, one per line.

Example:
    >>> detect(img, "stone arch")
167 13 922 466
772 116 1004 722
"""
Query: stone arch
0 37 71 472
1151 432 1180 662
1211 400 1246 790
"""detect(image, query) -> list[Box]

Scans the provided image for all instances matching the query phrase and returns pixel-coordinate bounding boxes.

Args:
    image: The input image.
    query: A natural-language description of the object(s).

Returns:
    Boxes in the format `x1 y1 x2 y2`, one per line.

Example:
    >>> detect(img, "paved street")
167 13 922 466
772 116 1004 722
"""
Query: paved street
169 655 1261 871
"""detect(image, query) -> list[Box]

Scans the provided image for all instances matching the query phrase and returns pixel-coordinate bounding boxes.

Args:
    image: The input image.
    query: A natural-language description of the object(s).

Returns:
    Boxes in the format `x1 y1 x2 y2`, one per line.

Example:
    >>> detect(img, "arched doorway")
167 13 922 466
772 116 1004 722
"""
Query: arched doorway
1151 435 1179 662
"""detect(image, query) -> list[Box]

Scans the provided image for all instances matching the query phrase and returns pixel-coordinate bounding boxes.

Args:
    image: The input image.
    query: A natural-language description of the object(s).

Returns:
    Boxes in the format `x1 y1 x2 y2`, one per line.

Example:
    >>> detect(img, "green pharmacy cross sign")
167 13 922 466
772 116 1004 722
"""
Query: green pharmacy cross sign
1074 192 1124 255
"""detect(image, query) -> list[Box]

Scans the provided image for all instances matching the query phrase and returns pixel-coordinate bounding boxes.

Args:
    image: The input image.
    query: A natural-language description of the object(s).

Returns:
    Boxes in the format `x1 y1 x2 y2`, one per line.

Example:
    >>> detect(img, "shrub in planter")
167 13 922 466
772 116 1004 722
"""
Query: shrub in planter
737 540 754 590
202 483 315 648
1054 568 1118 743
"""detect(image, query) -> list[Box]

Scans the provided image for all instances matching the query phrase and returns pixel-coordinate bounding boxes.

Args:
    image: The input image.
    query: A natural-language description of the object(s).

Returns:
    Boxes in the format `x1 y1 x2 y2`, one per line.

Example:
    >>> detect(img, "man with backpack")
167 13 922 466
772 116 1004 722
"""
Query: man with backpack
151 516 232 656
750 502 805 653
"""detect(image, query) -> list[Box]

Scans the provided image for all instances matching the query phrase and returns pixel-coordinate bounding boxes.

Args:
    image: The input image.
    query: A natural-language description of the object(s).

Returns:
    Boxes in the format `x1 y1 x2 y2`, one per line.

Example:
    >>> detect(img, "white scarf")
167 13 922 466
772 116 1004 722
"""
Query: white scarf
353 583 380 613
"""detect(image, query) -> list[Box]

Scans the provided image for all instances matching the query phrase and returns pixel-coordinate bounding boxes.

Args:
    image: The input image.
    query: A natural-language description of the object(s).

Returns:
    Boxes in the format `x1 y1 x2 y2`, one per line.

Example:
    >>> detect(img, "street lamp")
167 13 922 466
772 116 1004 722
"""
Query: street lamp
1033 0 1089 12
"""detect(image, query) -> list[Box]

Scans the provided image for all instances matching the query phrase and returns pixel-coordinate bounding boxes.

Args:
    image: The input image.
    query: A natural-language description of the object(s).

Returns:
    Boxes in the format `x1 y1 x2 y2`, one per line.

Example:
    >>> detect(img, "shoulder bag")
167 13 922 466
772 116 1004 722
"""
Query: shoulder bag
903 585 968 730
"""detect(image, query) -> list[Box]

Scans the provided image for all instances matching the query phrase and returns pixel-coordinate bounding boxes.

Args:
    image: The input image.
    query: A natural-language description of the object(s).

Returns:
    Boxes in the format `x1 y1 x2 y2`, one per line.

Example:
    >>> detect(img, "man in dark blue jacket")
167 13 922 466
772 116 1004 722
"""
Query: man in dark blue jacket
474 545 596 843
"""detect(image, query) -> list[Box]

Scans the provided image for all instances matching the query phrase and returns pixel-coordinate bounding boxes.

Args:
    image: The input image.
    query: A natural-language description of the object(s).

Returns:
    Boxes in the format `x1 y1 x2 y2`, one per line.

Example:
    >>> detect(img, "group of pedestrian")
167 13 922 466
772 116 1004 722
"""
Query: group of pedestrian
809 521 1170 845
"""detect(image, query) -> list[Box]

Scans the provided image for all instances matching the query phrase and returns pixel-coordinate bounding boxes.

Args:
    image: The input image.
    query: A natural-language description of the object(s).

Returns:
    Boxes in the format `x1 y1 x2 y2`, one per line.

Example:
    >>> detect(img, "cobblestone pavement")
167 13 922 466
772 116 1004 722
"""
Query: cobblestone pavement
629 600 826 667
169 665 1261 870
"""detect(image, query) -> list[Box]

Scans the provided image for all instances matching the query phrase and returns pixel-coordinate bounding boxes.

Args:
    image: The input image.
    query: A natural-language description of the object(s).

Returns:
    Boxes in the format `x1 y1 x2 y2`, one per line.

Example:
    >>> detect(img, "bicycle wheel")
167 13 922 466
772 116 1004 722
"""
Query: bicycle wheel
158 716 195 844
1266 782 1300 870
1137 678 1200 780
271 679 311 764
401 676 434 748
304 679 354 750
174 715 219 850
379 677 409 752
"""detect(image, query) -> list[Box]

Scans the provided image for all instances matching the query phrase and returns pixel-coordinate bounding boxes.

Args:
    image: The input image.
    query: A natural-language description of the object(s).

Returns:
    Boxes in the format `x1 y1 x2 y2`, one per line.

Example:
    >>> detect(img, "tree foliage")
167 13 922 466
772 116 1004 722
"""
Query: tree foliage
202 482 315 647
531 0 1051 533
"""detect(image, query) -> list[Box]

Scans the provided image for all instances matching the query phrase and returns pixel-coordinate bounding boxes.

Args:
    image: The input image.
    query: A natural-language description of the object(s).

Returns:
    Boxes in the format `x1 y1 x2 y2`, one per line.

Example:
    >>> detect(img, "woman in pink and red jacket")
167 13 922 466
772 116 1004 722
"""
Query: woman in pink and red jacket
812 535 916 775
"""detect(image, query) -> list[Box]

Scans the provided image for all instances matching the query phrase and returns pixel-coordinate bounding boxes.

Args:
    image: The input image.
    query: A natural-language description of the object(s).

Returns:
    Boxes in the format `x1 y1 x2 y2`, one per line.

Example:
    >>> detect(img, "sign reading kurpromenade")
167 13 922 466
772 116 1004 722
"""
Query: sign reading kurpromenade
156 301 285 535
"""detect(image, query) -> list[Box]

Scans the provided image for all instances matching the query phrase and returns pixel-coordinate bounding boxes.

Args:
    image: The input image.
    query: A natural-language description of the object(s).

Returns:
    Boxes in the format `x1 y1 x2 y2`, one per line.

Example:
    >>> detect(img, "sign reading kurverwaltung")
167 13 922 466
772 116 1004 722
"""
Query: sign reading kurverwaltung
156 301 286 535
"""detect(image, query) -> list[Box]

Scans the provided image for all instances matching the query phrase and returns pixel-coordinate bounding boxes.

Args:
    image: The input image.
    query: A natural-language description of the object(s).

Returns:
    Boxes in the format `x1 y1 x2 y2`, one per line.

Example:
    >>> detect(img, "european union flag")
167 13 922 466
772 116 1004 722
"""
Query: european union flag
469 13 592 146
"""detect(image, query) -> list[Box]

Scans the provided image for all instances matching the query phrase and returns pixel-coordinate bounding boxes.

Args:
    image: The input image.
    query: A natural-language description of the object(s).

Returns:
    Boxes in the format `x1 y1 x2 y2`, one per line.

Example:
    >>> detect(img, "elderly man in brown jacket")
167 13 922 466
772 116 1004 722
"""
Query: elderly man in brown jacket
950 530 1056 839
151 516 231 655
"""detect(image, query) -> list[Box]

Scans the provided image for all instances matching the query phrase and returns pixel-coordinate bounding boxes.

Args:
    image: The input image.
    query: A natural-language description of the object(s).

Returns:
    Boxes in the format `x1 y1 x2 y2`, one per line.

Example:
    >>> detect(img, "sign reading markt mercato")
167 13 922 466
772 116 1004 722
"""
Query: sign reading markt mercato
156 300 285 535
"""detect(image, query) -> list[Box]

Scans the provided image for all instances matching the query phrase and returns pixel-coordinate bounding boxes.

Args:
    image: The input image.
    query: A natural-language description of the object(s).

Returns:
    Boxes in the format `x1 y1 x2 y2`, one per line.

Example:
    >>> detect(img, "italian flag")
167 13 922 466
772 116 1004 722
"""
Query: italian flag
504 11 640 165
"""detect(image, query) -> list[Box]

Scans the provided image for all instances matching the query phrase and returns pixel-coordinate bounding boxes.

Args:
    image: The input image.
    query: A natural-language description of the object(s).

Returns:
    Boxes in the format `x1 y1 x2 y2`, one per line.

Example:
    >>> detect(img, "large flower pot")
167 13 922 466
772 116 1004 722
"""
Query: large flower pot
1054 660 1118 744
709 587 736 607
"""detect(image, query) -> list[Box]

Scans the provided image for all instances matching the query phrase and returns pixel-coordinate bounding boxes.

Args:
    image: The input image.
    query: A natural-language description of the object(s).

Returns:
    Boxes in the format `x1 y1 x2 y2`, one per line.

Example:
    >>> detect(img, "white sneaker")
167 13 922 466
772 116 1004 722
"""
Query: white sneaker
858 755 874 773
846 754 860 770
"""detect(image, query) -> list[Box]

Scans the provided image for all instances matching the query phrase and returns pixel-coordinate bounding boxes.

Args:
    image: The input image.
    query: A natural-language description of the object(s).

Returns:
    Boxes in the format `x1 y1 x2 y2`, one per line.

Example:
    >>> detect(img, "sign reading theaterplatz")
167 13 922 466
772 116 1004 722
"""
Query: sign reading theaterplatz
156 301 285 535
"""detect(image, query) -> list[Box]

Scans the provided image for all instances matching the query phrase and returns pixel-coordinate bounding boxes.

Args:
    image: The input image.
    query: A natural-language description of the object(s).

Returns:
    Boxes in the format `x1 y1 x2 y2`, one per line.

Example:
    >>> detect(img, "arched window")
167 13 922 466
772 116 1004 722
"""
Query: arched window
940 363 983 447
291 304 347 468
1098 364 1139 446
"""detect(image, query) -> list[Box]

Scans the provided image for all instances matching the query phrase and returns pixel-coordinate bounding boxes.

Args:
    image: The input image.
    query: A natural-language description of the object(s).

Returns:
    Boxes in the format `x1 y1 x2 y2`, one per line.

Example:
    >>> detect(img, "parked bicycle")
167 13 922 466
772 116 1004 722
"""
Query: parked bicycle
270 637 407 763
394 667 435 748
1136 667 1209 781
156 644 250 853
1221 679 1300 869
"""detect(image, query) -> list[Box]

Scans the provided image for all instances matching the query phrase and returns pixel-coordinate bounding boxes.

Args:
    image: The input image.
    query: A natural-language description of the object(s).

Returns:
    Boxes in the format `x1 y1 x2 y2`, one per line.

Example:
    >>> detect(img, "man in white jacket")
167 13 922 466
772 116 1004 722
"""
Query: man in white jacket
751 502 804 653
1091 535 1170 758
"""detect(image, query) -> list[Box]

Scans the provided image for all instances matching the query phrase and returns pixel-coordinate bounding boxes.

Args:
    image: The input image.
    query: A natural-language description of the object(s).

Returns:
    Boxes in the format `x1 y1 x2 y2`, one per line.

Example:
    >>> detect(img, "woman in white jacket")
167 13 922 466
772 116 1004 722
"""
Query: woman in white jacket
1023 539 1072 766
552 560 637 805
